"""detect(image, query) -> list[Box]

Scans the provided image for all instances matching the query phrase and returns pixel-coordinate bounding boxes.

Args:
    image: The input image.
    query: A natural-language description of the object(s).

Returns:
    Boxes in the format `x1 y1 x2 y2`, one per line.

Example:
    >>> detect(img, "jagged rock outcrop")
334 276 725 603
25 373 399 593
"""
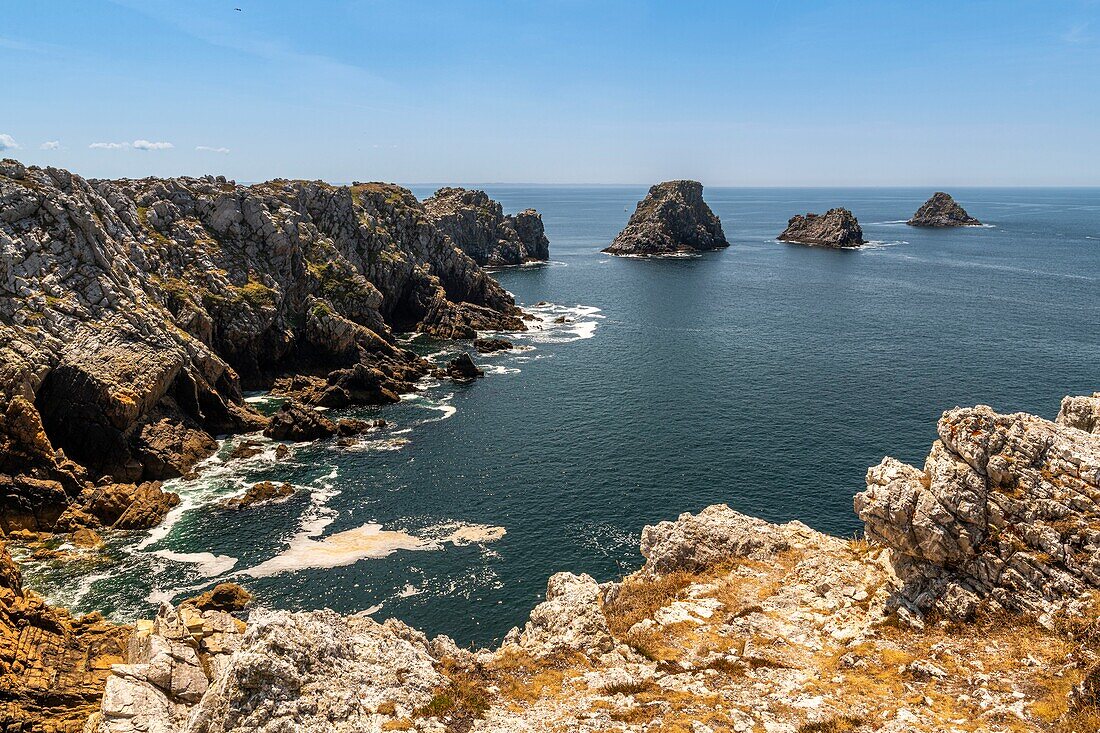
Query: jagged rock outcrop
424 187 550 266
0 541 129 732
856 399 1100 620
182 583 253 613
221 481 294 510
446 352 484 383
1 161 526 532
778 207 865 247
907 192 981 227
1057 392 1100 434
602 180 728 256
473 337 512 353
54 480 181 531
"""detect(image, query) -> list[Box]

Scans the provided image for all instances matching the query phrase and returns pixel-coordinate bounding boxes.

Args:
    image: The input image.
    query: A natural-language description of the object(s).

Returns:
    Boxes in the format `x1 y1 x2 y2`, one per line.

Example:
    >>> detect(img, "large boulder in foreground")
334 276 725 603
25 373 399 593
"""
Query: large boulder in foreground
856 395 1100 619
778 207 865 248
907 192 981 227
424 187 550 266
603 180 728 256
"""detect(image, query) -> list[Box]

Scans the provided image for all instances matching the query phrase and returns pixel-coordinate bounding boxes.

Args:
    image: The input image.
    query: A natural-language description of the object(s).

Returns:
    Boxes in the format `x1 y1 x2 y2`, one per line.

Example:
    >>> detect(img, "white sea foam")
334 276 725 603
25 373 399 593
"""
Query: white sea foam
151 550 238 576
242 521 505 577
511 302 603 344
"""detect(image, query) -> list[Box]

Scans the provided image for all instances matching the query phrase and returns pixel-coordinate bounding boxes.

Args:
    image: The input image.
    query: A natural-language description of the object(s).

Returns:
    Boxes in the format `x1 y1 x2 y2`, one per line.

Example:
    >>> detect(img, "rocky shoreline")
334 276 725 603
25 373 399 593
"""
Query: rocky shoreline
3 392 1098 731
0 159 532 541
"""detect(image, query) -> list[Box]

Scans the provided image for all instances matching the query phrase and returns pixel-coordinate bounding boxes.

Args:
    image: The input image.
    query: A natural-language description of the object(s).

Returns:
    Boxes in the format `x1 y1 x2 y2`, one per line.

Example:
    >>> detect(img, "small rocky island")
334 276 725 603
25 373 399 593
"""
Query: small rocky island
907 191 982 227
602 180 728 256
424 187 550 266
778 207 865 248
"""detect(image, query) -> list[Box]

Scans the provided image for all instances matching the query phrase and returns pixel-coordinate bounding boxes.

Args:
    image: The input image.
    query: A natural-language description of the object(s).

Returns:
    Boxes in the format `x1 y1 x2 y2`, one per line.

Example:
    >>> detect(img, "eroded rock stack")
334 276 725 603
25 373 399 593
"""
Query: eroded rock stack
603 180 728 256
907 192 982 227
778 207 865 248
0 161 527 534
424 187 550 266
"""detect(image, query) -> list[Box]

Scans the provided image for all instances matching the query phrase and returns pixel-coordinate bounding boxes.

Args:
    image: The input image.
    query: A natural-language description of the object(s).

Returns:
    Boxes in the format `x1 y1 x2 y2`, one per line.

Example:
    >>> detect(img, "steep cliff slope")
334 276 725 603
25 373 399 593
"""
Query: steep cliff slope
424 187 550 266
0 160 526 532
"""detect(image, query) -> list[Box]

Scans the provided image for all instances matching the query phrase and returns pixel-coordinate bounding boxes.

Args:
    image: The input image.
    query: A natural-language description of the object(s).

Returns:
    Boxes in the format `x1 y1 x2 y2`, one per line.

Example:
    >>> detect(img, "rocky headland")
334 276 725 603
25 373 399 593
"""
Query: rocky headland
4 392 1096 732
778 207 866 248
0 159 532 540
424 187 550 267
602 180 728 257
907 192 982 227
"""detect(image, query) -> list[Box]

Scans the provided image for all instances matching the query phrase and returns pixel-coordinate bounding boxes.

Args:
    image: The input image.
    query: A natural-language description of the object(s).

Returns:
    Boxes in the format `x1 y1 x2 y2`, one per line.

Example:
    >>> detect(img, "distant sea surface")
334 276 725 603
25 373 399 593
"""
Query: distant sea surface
20 187 1100 647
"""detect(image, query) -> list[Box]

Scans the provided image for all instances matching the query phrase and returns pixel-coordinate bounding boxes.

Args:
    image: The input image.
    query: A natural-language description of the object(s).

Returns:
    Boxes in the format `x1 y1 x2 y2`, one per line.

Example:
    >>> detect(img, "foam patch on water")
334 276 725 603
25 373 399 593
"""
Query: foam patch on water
342 436 411 452
151 550 238 576
242 521 506 577
512 302 603 344
860 240 907 250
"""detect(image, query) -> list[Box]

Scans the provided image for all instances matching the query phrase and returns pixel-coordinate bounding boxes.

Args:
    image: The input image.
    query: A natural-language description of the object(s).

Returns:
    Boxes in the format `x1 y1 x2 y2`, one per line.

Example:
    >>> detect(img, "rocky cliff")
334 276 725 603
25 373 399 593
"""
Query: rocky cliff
778 207 865 248
424 187 550 266
907 192 982 227
0 160 527 534
78 393 1100 732
602 180 728 256
1 540 130 732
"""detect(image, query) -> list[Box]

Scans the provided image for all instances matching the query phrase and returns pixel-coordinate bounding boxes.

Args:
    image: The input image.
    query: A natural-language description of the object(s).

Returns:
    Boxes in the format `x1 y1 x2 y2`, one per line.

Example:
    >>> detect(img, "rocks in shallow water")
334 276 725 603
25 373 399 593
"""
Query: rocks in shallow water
855 396 1100 618
262 401 337 441
473 337 514 353
182 583 253 613
778 207 865 247
446 352 484 383
222 481 295 510
603 180 728 256
227 439 265 461
907 191 981 227
424 187 550 266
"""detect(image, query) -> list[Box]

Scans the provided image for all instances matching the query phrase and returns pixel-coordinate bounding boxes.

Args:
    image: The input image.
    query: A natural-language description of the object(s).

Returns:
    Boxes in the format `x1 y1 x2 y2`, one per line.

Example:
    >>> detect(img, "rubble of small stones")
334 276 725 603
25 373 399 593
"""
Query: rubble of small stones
424 187 550 266
778 207 866 247
603 180 728 256
907 192 982 227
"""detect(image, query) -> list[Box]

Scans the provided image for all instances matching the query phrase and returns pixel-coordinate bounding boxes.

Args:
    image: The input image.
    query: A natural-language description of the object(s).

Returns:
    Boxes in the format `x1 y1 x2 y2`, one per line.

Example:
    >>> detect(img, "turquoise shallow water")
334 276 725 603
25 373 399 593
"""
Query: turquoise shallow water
19 187 1100 647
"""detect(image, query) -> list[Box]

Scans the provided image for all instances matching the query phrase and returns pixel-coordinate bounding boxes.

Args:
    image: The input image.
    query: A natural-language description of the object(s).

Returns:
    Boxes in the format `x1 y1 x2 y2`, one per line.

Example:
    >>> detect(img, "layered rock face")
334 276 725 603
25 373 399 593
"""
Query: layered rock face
778 207 865 247
0 160 526 532
424 187 550 266
907 192 981 227
602 180 728 256
1 541 129 732
857 399 1100 620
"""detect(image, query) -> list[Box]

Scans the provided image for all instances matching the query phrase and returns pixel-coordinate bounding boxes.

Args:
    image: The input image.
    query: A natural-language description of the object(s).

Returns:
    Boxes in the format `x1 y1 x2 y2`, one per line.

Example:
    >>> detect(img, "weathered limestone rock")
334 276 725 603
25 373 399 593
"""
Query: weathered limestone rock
640 503 826 575
778 207 865 247
1057 392 1100 434
856 398 1100 618
603 180 728 256
501 572 616 657
54 481 181 531
424 187 550 266
907 192 981 227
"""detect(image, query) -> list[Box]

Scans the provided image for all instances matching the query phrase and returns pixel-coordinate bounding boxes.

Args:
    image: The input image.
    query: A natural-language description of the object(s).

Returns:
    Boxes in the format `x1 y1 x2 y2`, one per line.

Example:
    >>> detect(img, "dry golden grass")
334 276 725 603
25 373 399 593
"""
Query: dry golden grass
601 570 699 638
797 716 866 733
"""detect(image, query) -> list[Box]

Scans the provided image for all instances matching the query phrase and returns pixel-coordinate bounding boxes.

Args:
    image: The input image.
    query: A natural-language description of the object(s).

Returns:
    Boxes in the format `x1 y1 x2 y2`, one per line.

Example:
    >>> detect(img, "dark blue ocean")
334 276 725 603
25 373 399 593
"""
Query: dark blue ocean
21 187 1099 647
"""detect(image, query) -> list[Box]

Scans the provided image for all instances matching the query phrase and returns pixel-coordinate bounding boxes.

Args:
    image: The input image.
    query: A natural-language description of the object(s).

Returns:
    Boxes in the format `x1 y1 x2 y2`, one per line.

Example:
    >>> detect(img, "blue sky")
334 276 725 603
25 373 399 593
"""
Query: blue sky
1 1 1098 185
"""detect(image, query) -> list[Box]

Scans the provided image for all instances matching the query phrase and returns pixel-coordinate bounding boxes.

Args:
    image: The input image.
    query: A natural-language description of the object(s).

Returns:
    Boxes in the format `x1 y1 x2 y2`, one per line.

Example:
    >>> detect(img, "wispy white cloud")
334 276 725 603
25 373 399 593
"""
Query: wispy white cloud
196 145 230 154
40 140 61 150
90 140 174 151
133 139 174 150
1064 22 1092 44
0 133 20 151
